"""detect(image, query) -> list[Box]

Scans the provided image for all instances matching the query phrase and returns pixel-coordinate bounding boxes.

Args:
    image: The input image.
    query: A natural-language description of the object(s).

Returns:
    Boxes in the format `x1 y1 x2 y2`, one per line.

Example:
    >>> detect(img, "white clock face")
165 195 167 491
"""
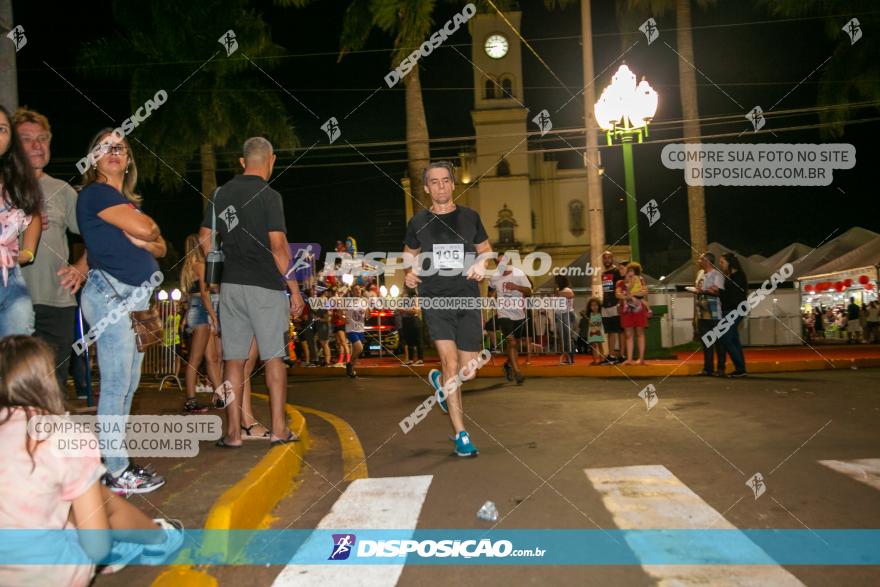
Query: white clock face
484 34 509 59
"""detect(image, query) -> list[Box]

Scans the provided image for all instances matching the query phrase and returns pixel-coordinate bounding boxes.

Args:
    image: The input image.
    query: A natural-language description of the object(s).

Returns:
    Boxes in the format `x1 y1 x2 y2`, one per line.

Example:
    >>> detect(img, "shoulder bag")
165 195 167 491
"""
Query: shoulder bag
99 270 162 353
205 187 224 286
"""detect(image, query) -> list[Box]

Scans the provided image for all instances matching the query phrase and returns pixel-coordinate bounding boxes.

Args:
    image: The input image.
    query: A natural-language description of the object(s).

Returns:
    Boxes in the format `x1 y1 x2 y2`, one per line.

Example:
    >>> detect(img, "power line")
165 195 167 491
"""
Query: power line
21 9 880 72
51 98 878 164
61 114 873 175
32 78 879 93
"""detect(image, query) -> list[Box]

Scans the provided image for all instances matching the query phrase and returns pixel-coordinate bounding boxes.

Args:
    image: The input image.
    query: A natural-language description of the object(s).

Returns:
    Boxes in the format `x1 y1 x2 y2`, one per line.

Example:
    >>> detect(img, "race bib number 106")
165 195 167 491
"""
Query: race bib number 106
433 243 464 269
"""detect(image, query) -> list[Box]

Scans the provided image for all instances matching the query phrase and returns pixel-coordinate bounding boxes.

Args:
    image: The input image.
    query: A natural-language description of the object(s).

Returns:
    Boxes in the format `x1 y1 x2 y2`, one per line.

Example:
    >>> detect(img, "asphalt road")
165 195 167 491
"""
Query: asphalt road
213 367 880 586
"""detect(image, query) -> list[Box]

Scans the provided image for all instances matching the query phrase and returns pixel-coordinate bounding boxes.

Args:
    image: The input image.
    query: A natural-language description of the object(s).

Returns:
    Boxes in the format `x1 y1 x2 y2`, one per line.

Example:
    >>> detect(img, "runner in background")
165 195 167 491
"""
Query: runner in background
331 292 350 367
489 252 531 385
344 284 366 378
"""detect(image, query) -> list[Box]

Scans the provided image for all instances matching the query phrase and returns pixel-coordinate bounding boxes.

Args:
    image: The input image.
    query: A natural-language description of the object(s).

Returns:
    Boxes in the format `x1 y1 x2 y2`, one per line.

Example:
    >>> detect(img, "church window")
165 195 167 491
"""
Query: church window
568 200 585 237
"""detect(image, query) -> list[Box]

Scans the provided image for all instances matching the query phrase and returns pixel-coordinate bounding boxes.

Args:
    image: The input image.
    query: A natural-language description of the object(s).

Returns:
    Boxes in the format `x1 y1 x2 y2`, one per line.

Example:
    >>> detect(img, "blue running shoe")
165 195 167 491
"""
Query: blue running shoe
139 519 185 565
429 369 448 413
99 540 145 575
454 431 478 457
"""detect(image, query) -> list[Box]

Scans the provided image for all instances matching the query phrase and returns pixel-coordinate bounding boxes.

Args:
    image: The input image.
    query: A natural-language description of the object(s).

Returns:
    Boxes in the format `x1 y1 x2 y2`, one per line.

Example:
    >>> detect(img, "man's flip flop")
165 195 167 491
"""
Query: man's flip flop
215 438 242 449
429 369 448 414
270 432 300 447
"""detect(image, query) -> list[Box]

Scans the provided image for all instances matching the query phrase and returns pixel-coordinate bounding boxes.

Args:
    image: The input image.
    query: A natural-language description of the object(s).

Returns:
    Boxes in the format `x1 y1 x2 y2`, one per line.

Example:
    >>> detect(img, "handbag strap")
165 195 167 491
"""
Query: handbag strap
210 187 221 250
97 270 154 312
97 269 124 303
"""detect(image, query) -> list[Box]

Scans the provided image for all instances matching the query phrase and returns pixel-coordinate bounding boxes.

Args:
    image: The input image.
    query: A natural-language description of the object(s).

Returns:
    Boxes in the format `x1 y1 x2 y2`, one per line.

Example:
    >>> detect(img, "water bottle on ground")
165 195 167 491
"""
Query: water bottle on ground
477 500 499 522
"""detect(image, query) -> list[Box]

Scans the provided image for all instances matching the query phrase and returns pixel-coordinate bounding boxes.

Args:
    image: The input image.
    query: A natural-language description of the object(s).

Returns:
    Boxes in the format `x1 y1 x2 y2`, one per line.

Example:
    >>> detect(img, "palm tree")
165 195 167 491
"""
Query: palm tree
762 0 879 138
544 0 605 297
279 0 435 208
620 0 712 267
0 0 18 110
78 1 297 207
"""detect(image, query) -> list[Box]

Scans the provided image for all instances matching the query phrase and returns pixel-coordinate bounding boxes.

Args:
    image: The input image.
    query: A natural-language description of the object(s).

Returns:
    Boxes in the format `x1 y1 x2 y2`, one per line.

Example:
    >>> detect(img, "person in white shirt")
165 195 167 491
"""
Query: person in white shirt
695 252 725 375
488 253 532 384
344 284 367 378
14 107 85 390
866 301 879 343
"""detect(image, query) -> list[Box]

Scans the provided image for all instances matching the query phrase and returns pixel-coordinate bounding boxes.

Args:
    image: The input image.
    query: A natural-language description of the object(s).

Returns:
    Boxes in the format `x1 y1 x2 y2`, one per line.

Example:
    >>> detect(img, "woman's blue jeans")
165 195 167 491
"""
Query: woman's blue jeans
80 270 155 477
0 266 35 337
719 316 747 373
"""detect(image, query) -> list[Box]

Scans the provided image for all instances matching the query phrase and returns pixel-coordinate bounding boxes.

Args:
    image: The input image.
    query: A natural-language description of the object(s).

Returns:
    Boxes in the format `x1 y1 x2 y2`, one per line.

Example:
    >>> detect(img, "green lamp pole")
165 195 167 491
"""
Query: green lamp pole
614 120 647 263
594 65 658 264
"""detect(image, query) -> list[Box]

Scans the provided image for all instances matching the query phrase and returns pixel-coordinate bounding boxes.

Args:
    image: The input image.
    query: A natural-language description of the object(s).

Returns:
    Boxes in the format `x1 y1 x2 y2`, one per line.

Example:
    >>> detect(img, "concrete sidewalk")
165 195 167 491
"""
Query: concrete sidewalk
286 345 880 378
87 382 308 587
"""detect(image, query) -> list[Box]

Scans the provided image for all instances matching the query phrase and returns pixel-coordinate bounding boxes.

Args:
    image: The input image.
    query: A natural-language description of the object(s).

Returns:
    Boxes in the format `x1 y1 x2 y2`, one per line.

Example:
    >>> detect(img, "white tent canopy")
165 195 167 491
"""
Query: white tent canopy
791 227 879 279
764 242 812 269
535 251 661 292
797 235 880 281
661 242 776 287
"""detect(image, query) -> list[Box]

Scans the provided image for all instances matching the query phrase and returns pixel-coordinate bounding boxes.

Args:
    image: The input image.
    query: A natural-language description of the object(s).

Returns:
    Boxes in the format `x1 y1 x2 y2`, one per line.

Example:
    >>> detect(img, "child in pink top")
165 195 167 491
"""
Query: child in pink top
0 336 183 585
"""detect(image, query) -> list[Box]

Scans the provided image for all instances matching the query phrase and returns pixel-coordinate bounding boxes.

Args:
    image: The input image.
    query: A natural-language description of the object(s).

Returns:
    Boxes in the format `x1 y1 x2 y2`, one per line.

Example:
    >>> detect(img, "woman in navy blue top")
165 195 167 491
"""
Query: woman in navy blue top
77 128 168 495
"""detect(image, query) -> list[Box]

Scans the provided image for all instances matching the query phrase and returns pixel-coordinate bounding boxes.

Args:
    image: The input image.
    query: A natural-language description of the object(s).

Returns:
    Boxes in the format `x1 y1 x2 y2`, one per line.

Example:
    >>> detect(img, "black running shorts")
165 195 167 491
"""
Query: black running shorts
422 308 483 352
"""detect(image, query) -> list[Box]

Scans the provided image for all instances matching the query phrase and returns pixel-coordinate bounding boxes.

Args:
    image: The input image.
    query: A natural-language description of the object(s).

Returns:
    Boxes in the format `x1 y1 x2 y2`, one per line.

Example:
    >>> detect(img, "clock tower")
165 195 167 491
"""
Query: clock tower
468 10 531 250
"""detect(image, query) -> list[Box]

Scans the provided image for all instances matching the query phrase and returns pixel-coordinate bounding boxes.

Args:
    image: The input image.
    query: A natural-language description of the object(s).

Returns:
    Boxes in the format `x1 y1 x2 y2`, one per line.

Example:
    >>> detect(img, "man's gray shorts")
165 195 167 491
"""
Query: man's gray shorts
219 283 289 361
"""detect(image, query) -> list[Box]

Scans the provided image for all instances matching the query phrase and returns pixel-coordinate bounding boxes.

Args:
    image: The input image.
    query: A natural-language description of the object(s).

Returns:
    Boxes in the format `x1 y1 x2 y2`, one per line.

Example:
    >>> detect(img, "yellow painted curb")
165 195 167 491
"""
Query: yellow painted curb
151 396 309 585
150 568 217 587
289 357 880 378
204 395 310 530
294 405 368 481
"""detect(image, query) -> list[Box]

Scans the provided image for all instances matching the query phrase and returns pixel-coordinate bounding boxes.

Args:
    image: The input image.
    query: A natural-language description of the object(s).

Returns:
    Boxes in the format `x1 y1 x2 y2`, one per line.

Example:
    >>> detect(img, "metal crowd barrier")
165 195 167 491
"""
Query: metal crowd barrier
481 295 578 361
74 306 95 407
142 297 183 391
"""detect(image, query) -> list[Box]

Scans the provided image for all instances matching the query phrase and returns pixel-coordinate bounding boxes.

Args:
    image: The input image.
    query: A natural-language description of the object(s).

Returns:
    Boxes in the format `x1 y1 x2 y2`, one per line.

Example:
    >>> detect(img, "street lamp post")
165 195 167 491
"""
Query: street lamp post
594 64 658 264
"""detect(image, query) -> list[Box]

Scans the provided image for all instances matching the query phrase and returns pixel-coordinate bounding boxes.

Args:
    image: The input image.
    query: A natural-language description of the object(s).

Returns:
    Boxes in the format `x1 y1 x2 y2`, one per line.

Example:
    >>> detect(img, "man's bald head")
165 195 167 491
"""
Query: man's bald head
243 137 273 163
240 137 276 179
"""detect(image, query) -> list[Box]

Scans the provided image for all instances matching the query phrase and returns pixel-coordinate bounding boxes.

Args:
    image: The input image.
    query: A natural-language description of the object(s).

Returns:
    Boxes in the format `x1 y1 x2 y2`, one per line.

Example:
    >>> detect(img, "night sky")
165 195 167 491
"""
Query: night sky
11 0 879 275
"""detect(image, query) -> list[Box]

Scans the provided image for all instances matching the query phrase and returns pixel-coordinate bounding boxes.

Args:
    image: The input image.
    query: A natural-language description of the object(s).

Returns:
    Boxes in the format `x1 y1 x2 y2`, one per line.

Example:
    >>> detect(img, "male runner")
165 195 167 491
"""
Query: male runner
488 252 531 385
403 161 492 458
344 284 366 378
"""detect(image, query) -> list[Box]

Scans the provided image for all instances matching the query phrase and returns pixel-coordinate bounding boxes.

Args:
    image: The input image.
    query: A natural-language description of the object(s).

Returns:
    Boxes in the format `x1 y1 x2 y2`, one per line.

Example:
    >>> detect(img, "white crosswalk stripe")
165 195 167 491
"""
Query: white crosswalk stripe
272 475 433 587
818 458 880 492
584 464 803 586
270 460 870 584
